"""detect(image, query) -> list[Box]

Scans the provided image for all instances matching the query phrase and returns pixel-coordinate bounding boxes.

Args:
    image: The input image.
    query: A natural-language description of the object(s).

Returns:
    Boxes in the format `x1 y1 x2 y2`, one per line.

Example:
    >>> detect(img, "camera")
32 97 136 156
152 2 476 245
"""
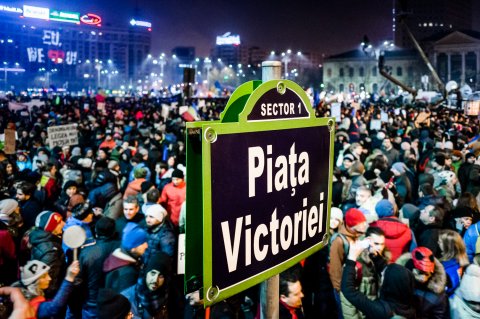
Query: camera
358 239 371 250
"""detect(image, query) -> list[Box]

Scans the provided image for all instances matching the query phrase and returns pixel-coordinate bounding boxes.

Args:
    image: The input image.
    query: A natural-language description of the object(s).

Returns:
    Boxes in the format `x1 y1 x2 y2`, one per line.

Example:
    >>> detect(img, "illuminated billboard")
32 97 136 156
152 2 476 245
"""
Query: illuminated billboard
23 5 49 20
216 32 241 46
80 13 102 26
50 10 80 24
0 5 22 14
130 19 152 28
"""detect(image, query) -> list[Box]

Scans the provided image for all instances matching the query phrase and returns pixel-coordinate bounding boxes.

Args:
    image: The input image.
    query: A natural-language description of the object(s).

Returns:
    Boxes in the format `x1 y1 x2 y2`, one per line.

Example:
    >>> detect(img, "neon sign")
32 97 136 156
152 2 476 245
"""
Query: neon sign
50 10 80 24
0 5 22 13
80 13 102 26
216 32 241 46
130 19 152 28
23 5 49 20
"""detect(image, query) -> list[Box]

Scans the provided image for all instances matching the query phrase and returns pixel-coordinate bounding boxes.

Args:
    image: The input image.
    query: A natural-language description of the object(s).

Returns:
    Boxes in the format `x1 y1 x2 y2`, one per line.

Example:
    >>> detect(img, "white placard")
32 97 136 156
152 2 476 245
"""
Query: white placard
370 119 382 131
381 111 388 122
47 124 78 149
177 233 185 275
331 103 342 122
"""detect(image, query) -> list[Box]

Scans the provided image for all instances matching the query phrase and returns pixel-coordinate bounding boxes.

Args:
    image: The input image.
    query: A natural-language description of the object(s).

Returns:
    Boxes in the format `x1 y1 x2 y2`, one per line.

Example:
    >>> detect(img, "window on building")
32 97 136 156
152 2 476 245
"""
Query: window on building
408 66 414 78
349 67 354 77
396 66 403 76
339 83 344 92
327 68 332 77
339 68 344 77
359 67 364 77
372 66 377 77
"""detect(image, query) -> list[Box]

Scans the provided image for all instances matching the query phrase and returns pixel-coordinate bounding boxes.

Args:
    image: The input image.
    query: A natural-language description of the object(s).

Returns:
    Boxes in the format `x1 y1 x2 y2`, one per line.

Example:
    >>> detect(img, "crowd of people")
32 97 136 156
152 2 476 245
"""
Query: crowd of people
0 93 480 319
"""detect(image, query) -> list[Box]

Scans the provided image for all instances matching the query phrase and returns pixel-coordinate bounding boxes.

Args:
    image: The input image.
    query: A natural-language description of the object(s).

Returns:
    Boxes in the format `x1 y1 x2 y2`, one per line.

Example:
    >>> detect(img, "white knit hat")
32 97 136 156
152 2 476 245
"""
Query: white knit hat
330 207 344 229
0 199 19 224
145 204 167 222
21 260 50 286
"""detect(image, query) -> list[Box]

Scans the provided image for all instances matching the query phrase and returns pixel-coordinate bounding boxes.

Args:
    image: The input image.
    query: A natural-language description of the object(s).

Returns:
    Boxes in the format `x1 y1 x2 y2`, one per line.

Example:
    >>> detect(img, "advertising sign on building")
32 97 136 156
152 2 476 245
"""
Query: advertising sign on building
186 80 334 306
216 32 241 46
47 124 78 148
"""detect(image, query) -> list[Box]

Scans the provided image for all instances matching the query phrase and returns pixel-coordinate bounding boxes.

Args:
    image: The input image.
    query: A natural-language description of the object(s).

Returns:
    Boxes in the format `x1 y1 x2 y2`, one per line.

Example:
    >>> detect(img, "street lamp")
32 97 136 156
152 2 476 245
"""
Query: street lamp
281 52 291 79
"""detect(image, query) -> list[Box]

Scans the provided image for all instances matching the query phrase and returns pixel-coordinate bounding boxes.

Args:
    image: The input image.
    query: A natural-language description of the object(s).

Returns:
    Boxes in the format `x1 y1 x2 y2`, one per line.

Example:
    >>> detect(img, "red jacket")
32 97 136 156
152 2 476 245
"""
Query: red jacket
370 217 412 263
160 181 186 227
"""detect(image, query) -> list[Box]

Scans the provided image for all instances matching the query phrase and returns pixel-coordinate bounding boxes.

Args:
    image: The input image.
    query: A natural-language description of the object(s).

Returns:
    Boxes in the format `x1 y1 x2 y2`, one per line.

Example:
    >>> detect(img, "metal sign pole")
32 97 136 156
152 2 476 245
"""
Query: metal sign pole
260 60 281 319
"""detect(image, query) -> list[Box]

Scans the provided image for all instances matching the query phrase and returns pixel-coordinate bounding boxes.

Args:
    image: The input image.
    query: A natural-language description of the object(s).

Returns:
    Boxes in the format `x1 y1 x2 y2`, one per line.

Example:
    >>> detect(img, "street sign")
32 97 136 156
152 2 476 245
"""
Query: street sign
186 80 334 306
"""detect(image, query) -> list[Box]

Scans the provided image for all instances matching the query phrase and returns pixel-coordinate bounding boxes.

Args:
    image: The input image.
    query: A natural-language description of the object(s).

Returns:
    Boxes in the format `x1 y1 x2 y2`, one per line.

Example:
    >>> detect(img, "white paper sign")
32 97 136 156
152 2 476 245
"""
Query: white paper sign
370 119 382 131
331 103 342 122
381 111 388 122
47 124 78 149
177 233 185 275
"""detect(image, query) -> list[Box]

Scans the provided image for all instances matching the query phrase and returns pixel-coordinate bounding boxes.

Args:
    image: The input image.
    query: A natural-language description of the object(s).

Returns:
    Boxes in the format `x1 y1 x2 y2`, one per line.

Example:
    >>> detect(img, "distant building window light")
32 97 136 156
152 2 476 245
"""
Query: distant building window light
429 22 433 27
418 23 422 27
450 24 452 28
423 23 427 27
440 23 444 27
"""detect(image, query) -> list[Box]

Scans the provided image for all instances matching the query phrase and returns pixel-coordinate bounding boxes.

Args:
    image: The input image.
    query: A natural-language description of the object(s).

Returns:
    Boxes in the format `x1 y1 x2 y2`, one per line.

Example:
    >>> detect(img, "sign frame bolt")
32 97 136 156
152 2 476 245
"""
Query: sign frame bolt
206 285 220 302
327 119 334 132
322 232 330 246
204 127 218 143
276 81 286 95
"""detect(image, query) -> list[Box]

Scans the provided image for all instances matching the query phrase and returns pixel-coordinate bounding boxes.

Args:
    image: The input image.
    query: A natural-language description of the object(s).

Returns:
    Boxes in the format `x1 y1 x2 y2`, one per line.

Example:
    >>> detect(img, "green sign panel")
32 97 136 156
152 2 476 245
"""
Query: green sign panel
185 80 334 306
49 10 80 24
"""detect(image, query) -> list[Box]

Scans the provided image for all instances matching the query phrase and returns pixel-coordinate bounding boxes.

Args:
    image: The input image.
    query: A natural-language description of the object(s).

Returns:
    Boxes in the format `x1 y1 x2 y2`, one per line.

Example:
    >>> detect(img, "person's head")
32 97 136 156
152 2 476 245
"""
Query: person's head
438 230 469 267
97 288 131 319
379 263 415 306
456 192 479 211
355 186 372 207
342 154 355 169
123 196 140 220
366 226 386 255
95 216 117 239
144 253 169 291
279 272 304 309
45 162 57 175
466 152 476 164
0 199 21 227
350 143 363 156
419 205 444 225
141 181 155 196
146 188 160 204
418 183 435 198
391 162 407 176
21 260 51 295
411 247 435 284
133 167 147 179
121 222 148 257
382 138 392 151
345 208 367 237
330 207 343 231
167 156 176 168
171 169 184 186
71 203 94 224
63 181 78 197
348 161 365 176
35 211 65 236
15 181 35 202
145 204 167 227
375 199 395 218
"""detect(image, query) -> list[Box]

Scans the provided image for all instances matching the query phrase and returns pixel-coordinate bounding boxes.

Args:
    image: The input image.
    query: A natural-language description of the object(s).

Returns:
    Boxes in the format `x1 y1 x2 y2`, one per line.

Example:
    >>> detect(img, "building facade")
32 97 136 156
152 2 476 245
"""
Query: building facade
323 49 426 94
0 3 151 91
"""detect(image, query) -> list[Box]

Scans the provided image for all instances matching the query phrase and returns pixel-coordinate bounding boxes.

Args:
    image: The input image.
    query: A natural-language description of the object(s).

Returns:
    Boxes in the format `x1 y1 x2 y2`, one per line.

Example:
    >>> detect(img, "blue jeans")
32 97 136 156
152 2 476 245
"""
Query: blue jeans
333 289 344 319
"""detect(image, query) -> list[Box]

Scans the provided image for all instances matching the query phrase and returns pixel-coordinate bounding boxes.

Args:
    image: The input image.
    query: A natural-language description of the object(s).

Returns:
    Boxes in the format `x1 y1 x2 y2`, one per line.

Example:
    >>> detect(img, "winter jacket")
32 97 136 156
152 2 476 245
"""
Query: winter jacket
159 181 186 227
124 178 146 199
449 293 480 319
415 222 443 258
19 198 43 230
329 224 358 291
104 248 141 293
341 260 416 319
79 237 120 310
128 162 151 183
279 300 305 319
0 226 16 286
103 192 124 220
468 164 480 196
371 217 412 262
464 221 480 262
88 182 118 209
29 229 66 298
115 213 146 237
396 253 449 319
143 222 176 265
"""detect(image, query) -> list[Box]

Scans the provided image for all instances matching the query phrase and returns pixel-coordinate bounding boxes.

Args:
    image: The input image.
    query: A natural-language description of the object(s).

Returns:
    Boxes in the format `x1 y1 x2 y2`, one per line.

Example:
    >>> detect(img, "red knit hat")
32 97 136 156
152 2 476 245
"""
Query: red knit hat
412 247 435 273
35 211 63 233
345 208 366 227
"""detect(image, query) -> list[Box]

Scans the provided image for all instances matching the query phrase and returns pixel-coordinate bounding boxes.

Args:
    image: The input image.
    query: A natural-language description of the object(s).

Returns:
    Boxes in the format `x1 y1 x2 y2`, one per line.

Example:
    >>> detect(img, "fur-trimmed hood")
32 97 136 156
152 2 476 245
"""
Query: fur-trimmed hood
396 252 446 294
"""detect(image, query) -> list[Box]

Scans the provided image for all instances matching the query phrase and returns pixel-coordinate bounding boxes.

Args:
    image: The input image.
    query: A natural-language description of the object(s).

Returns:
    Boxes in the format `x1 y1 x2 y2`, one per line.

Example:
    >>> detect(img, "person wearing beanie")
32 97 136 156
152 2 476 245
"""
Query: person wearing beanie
76 216 120 318
445 206 474 236
0 198 22 229
53 180 79 217
12 259 80 319
97 288 131 319
450 264 480 318
159 167 186 229
396 247 448 318
104 222 148 293
341 239 416 319
330 207 344 233
143 204 176 272
29 211 66 298
458 153 476 193
128 154 151 183
371 199 414 263
390 162 413 206
329 208 367 317
122 252 171 318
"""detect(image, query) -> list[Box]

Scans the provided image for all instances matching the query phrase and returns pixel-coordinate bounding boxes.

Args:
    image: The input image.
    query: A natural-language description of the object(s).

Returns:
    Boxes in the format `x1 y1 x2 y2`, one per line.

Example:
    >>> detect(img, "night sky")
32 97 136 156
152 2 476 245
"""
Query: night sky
10 1 475 57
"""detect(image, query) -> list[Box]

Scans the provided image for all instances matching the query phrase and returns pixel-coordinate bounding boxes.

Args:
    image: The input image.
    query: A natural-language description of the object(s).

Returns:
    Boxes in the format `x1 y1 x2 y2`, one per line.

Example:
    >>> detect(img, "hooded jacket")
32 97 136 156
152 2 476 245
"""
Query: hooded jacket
371 217 412 262
29 229 66 298
396 252 449 319
341 260 416 319
329 224 358 291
